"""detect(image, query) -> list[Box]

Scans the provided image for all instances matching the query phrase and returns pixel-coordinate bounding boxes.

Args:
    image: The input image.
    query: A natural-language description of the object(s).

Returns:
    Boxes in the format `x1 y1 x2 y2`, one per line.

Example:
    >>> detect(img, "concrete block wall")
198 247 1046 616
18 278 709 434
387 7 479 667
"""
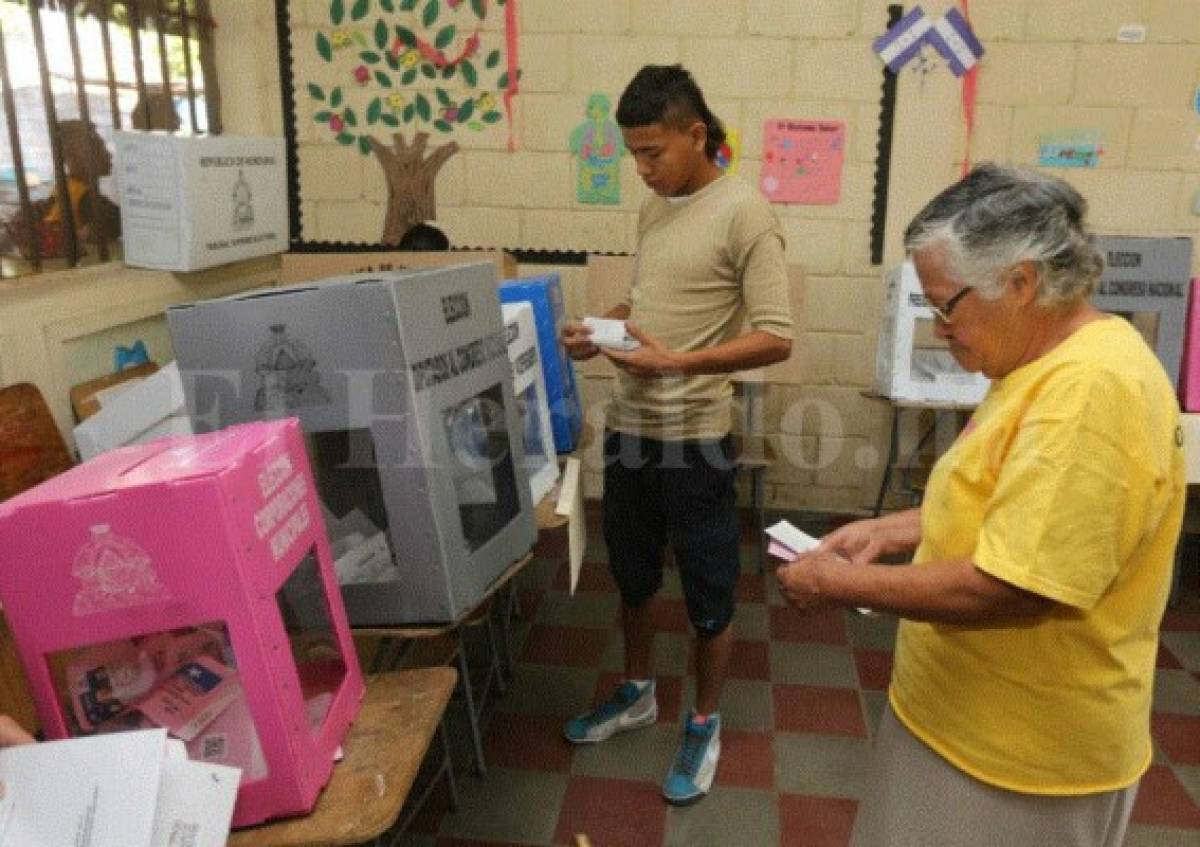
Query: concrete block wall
215 0 1200 515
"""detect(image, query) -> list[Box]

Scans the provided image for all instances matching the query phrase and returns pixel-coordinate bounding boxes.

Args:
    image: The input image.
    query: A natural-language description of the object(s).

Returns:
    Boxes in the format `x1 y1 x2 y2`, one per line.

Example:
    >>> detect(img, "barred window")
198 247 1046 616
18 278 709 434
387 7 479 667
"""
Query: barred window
0 0 221 277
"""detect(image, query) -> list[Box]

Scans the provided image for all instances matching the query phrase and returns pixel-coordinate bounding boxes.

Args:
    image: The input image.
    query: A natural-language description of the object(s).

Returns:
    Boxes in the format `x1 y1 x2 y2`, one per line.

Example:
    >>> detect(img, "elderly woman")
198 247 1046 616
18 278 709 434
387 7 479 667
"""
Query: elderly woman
778 163 1185 847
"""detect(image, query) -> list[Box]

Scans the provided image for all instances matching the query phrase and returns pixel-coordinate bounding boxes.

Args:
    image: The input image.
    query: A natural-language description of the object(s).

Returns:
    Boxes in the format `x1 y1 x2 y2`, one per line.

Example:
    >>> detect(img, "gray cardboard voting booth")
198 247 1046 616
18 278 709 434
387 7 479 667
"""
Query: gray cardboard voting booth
1091 236 1192 387
167 263 536 625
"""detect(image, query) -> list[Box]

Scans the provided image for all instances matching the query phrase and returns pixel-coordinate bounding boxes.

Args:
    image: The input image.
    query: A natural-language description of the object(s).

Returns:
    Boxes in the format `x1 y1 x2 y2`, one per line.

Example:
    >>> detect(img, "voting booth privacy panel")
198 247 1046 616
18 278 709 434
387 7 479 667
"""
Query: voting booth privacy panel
876 260 991 406
498 274 584 453
874 237 1193 407
167 263 537 626
502 302 560 505
1089 236 1191 389
0 420 365 828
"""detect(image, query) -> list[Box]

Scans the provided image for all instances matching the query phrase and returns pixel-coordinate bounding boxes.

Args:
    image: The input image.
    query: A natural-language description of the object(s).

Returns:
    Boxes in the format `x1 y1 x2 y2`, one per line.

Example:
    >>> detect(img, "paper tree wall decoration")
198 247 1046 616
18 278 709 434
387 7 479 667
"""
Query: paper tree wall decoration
305 0 521 244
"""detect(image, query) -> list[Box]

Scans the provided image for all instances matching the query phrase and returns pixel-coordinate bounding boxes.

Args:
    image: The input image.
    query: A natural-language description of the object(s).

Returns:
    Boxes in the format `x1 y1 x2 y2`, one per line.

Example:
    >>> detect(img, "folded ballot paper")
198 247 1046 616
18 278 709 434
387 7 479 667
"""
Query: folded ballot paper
764 520 821 561
0 728 239 847
765 520 873 615
583 317 641 351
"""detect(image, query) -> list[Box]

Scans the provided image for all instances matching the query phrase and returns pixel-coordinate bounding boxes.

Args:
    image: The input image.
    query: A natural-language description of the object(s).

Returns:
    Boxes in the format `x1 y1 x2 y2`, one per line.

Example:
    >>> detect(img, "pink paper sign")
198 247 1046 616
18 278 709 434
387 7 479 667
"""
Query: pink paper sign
760 119 845 205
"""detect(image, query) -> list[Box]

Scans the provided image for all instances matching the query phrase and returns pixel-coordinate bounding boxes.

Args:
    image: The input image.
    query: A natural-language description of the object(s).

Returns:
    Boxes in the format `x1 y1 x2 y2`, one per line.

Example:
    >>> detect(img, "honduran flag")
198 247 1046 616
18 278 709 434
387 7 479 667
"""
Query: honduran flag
872 7 935 73
927 7 985 77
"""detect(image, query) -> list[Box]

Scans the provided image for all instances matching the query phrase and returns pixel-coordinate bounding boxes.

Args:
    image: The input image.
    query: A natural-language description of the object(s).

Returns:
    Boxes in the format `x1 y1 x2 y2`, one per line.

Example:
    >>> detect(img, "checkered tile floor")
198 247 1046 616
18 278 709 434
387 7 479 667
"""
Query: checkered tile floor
396 513 1200 847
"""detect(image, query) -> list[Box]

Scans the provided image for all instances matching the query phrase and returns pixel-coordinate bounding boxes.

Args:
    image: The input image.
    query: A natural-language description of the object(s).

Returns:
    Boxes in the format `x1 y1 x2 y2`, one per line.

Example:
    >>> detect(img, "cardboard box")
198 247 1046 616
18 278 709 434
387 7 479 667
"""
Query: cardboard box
116 133 287 272
73 362 193 461
70 362 160 422
502 303 559 505
0 420 365 827
280 250 519 285
1090 236 1192 388
582 254 808 385
499 274 583 453
167 263 536 625
876 261 990 406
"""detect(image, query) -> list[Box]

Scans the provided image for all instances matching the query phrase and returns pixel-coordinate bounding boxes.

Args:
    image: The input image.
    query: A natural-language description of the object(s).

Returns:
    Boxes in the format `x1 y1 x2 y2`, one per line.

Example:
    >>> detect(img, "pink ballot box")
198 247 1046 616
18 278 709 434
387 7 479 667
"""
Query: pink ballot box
0 419 365 828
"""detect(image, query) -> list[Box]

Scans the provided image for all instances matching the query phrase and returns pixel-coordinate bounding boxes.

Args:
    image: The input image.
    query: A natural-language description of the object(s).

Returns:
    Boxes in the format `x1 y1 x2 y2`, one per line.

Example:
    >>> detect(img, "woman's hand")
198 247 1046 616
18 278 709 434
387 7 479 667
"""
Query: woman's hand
776 552 842 613
818 519 888 565
0 715 35 748
820 510 923 565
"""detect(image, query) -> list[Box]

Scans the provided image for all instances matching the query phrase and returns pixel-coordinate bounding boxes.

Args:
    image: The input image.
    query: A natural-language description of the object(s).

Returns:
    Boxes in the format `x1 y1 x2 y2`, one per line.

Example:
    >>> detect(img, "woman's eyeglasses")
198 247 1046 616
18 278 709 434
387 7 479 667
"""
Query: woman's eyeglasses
928 286 973 324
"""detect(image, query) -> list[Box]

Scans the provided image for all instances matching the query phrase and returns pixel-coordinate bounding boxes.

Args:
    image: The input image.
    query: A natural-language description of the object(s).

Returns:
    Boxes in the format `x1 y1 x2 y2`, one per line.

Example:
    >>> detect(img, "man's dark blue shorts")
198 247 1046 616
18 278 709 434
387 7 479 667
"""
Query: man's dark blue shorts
601 430 740 638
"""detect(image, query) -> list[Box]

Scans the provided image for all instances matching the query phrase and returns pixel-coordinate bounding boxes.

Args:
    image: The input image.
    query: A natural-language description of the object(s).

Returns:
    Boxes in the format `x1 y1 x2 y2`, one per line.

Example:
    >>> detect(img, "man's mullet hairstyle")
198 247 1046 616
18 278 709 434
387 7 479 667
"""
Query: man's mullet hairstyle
616 64 726 159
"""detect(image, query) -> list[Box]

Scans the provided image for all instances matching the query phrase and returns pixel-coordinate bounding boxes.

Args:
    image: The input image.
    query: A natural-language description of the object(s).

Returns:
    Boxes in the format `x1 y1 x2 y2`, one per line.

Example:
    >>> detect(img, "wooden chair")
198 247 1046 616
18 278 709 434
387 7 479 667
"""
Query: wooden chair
0 383 69 736
0 383 74 502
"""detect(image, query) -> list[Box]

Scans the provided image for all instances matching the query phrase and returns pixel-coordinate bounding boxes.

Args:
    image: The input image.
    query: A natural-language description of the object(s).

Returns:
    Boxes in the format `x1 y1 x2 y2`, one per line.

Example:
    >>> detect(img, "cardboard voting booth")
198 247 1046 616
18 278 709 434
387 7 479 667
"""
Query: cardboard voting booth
1090 236 1191 389
168 263 537 626
876 261 990 406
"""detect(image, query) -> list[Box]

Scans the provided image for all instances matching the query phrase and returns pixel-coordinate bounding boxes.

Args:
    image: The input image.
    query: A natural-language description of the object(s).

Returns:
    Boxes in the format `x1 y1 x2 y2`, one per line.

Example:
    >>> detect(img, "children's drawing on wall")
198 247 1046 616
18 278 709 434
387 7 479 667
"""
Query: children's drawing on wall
569 93 624 205
716 128 741 175
759 120 845 205
1037 130 1105 168
299 0 522 245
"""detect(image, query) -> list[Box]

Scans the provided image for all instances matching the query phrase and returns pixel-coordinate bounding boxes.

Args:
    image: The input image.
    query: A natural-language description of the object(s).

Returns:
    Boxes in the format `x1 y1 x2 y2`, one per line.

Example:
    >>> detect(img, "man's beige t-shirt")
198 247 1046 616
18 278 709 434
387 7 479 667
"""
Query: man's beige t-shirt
606 174 793 441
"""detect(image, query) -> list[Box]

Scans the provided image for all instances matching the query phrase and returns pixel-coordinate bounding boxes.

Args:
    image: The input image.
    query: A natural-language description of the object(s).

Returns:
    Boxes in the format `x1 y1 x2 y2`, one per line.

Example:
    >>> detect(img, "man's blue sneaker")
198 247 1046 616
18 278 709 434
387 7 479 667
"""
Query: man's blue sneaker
662 711 721 805
563 680 657 744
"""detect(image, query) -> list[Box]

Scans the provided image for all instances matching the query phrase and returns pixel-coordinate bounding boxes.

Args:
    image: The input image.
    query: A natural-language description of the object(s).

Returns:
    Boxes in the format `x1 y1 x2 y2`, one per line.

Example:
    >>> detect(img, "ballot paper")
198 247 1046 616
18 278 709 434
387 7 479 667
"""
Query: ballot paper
0 728 239 847
765 520 821 558
151 741 241 847
583 317 641 351
765 520 873 615
555 457 586 595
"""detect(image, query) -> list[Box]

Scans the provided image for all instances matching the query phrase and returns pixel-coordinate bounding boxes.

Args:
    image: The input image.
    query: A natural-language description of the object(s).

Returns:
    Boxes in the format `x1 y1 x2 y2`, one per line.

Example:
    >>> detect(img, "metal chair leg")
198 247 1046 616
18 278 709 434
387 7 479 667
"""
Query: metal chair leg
455 643 487 777
439 719 459 811
752 466 766 575
485 609 508 696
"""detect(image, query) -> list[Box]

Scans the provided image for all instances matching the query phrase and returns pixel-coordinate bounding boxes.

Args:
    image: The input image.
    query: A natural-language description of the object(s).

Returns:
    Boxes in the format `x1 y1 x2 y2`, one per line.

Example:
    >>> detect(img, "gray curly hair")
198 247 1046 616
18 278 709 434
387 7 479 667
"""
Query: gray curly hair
903 163 1105 305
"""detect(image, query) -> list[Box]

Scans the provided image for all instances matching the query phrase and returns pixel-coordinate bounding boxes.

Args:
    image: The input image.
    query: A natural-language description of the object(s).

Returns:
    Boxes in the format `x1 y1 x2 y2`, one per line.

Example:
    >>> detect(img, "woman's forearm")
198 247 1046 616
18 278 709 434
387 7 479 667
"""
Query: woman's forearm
816 557 1054 624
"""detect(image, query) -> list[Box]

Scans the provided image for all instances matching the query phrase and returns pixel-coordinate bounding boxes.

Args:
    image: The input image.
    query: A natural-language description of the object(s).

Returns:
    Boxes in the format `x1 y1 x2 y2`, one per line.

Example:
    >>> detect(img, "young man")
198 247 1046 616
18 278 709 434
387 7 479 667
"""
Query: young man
560 64 793 805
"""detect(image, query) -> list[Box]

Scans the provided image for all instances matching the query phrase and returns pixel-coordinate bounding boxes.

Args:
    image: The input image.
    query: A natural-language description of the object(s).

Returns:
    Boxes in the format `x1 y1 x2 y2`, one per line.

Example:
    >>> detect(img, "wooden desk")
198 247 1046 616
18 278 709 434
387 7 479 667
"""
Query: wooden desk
536 487 568 531
230 667 457 847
